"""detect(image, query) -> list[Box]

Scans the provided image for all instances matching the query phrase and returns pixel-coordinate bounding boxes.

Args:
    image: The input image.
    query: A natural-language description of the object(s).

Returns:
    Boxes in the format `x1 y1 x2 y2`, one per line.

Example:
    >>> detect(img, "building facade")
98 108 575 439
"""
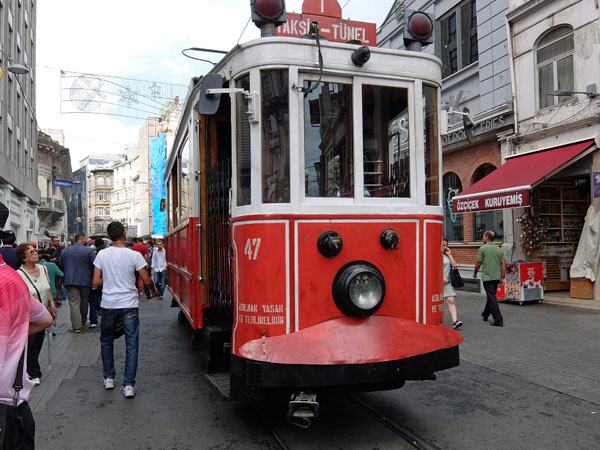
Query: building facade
503 0 600 299
0 0 39 243
378 0 515 263
36 131 72 244
88 168 113 238
111 148 141 238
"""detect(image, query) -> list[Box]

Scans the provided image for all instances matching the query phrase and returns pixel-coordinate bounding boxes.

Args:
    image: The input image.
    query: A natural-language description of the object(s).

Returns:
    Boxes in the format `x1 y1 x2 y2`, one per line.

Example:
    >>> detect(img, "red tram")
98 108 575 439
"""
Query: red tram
165 0 463 421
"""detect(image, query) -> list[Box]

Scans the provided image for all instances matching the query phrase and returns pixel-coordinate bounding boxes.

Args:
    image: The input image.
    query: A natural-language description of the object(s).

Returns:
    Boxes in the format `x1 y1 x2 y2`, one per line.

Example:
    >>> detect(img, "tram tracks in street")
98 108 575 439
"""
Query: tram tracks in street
248 393 439 450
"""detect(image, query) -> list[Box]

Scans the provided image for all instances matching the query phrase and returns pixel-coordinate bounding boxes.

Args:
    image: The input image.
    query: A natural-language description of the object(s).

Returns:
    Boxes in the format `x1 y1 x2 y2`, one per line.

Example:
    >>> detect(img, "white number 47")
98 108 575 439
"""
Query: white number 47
244 238 261 261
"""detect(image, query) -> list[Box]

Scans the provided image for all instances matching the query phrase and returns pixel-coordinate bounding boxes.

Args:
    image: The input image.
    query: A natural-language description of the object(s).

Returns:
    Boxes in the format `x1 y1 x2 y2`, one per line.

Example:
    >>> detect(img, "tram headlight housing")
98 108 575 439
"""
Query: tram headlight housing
332 261 385 316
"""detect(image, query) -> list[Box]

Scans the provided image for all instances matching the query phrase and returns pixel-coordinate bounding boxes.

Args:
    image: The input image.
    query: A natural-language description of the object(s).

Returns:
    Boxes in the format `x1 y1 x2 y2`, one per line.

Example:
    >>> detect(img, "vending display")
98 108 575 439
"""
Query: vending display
496 262 544 305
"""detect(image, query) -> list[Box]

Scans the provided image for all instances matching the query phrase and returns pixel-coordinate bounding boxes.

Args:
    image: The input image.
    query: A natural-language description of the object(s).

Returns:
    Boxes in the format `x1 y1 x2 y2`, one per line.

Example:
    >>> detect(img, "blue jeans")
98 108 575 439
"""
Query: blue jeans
89 289 102 325
153 270 168 297
100 308 139 386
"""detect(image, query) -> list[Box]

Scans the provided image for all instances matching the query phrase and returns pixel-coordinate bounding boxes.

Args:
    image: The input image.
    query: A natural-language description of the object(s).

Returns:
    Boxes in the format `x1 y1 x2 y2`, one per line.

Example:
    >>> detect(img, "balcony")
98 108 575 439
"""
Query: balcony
38 197 66 223
39 197 66 212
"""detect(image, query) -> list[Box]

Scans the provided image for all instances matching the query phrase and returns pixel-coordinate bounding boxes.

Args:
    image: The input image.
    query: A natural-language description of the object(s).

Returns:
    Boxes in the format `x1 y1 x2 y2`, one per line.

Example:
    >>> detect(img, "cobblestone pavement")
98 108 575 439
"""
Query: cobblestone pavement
30 289 600 449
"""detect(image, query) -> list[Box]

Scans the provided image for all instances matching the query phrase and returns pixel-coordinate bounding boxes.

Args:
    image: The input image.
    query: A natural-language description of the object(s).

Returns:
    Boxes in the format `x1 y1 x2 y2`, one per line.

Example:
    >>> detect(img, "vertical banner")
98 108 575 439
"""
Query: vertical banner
150 133 167 236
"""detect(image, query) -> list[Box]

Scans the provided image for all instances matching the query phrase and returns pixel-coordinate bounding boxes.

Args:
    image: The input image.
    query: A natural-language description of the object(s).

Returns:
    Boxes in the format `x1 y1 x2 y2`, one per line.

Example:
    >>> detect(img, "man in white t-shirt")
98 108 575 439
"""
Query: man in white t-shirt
92 222 157 399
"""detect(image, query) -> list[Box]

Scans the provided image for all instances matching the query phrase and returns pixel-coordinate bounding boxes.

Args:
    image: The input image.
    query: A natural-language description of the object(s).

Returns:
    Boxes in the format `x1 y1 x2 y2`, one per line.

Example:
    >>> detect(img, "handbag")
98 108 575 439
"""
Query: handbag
449 266 464 288
0 350 34 450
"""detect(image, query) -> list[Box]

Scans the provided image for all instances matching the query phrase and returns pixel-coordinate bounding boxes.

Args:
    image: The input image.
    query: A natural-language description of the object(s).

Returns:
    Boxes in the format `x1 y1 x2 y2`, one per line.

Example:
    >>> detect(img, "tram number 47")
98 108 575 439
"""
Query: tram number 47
244 238 262 261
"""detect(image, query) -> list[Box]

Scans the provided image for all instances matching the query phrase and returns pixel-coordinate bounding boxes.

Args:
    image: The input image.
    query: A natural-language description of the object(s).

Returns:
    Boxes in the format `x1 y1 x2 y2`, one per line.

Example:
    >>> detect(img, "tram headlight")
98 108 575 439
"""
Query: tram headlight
332 262 385 316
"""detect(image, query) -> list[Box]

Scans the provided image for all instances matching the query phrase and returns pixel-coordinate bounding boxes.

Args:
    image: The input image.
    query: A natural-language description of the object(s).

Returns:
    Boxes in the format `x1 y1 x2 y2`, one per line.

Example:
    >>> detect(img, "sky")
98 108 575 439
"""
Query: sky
36 0 394 170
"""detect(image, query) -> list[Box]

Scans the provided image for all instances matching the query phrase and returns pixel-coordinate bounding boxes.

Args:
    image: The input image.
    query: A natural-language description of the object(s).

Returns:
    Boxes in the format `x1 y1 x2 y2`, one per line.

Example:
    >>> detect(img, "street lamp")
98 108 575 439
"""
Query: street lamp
7 63 29 75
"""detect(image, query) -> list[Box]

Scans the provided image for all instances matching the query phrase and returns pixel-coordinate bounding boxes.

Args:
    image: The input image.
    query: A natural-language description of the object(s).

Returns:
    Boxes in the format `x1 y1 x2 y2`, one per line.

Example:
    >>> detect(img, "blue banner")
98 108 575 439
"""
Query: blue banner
150 133 167 236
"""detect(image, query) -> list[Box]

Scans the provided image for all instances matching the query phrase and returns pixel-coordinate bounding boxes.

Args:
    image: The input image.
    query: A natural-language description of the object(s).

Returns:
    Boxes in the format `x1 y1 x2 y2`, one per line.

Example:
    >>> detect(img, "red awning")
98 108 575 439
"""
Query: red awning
452 140 595 213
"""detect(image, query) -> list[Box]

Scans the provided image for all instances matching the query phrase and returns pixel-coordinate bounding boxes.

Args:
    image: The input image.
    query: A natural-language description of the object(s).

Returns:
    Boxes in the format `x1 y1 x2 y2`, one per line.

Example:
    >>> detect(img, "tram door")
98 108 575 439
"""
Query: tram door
204 95 234 344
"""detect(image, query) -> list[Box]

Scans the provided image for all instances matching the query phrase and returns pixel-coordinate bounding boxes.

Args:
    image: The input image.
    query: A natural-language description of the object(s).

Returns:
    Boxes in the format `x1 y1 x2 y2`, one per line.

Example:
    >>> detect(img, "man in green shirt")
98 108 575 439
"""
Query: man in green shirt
473 230 506 327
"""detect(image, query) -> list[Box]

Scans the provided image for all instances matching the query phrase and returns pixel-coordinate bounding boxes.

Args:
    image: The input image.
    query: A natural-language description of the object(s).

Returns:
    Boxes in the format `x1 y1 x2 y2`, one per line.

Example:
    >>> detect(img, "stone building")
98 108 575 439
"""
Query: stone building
111 148 142 238
88 167 113 238
0 0 40 243
36 131 72 244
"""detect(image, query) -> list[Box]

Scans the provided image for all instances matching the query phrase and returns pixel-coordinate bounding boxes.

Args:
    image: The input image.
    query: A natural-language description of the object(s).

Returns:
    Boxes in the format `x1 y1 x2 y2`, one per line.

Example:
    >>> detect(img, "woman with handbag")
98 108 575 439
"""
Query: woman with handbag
15 244 58 386
443 238 463 329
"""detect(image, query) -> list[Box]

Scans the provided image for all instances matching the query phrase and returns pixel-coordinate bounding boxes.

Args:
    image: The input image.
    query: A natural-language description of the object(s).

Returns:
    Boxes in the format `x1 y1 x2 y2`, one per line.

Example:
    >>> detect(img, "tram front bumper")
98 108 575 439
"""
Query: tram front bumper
232 316 463 389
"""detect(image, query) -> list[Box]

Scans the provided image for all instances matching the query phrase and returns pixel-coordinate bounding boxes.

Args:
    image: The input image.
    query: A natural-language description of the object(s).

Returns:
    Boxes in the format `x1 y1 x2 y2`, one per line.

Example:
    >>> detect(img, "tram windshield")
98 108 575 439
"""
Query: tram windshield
304 81 354 198
362 85 410 198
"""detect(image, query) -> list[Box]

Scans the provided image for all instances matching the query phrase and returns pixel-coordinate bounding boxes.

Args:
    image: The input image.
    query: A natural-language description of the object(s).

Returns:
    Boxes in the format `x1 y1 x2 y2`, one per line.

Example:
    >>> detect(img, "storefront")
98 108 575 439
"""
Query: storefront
452 139 599 299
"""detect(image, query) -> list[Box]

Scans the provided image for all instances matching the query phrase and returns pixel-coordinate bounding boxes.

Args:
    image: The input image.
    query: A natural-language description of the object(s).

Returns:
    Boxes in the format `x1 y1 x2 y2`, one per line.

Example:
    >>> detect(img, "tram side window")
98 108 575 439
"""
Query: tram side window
179 138 190 222
304 82 354 198
362 85 410 198
236 75 251 206
423 84 440 206
262 70 290 203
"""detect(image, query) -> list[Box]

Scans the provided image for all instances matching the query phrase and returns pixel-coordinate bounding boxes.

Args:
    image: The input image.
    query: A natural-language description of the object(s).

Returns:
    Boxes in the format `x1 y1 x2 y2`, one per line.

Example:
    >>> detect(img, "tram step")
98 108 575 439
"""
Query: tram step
205 372 231 399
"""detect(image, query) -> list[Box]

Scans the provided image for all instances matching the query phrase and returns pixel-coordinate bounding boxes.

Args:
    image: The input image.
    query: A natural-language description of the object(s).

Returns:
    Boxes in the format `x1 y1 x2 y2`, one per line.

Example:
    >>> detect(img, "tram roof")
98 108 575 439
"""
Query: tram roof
210 36 442 85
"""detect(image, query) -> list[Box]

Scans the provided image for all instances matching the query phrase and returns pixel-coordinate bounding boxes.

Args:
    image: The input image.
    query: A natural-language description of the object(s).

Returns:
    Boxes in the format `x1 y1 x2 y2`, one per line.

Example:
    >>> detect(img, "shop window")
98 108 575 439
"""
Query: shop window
444 172 463 241
439 0 478 78
536 26 574 110
472 164 503 241
236 74 251 206
304 80 353 198
261 70 290 203
362 84 410 198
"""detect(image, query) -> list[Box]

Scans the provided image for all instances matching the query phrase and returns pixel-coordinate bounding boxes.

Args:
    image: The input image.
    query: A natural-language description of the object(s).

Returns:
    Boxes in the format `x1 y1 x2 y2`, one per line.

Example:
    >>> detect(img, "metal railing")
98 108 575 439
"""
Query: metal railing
39 197 66 212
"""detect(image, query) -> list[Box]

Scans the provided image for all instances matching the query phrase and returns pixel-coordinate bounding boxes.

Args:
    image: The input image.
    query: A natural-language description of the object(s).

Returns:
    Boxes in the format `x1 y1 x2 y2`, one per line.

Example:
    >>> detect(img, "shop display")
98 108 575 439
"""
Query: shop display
531 183 589 290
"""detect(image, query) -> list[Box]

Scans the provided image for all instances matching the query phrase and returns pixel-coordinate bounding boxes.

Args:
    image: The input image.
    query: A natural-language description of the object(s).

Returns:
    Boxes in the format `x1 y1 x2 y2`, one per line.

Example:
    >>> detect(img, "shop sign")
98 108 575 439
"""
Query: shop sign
594 172 600 198
442 113 513 146
452 189 529 213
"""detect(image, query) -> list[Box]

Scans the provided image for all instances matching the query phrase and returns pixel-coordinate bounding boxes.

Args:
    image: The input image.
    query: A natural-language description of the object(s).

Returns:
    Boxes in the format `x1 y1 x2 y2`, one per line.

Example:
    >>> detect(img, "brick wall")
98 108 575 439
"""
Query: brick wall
443 138 502 265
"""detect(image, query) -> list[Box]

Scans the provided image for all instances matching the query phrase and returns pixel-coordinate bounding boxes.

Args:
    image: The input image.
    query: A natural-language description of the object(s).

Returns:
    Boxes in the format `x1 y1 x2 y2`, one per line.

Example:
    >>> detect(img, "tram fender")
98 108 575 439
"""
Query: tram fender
237 316 463 366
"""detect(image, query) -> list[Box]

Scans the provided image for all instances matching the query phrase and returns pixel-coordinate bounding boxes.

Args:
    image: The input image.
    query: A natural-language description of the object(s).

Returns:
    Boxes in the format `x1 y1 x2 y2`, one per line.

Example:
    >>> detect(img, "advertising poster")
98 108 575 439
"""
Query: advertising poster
150 133 167 236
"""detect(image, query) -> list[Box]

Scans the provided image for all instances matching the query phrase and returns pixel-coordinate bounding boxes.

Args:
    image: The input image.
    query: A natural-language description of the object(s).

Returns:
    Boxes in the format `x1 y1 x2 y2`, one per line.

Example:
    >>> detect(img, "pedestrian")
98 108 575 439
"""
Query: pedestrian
0 229 20 270
88 238 106 328
48 237 65 306
442 238 462 329
37 251 64 305
473 230 506 327
93 222 157 399
59 233 95 333
0 201 54 450
15 244 58 386
131 238 151 298
151 240 167 299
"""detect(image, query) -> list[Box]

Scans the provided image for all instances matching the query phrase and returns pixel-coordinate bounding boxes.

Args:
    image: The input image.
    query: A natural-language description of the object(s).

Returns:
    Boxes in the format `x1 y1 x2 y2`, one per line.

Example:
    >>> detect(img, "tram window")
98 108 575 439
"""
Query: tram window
362 85 410 198
179 138 190 222
236 75 251 206
423 84 440 206
304 82 354 198
261 70 290 203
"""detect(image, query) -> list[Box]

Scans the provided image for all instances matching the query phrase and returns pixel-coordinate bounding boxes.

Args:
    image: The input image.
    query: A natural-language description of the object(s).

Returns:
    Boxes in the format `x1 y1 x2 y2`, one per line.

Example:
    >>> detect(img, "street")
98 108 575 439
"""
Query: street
32 290 600 449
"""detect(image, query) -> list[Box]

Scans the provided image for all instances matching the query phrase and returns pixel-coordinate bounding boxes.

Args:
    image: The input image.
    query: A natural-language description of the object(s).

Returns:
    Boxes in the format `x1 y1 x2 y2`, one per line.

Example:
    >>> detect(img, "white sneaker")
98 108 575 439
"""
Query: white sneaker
103 378 115 390
30 377 41 386
122 385 135 398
